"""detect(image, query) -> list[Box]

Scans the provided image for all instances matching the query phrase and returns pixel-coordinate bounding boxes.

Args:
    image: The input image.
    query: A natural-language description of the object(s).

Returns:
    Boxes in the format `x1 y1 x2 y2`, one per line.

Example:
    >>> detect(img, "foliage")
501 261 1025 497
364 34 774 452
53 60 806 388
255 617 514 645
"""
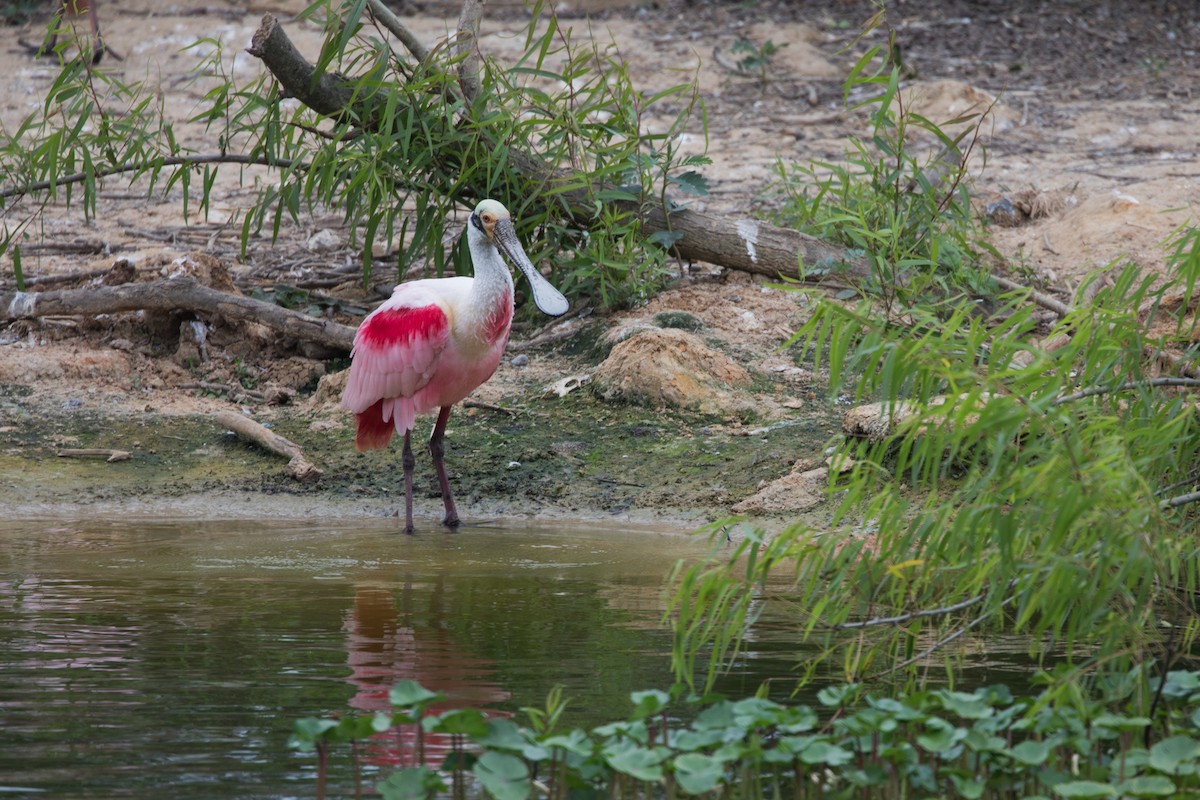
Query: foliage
0 0 39 26
670 226 1200 700
0 0 709 310
670 15 1200 709
768 16 992 313
729 38 786 87
290 674 1200 800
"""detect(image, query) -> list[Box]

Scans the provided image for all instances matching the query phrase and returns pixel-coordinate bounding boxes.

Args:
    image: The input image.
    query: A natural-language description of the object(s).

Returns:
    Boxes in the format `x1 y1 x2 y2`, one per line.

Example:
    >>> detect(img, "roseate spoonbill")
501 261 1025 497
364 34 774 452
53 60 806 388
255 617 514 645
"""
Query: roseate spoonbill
340 199 569 533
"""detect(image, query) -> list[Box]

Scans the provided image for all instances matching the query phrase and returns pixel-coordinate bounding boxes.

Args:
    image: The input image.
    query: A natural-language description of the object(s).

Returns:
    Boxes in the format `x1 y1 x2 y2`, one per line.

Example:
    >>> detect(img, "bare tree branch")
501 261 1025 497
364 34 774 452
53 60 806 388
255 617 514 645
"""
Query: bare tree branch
995 274 1200 380
1054 377 1200 405
1161 489 1200 510
247 15 357 116
215 409 323 482
992 273 1073 317
454 0 485 103
833 590 988 630
366 0 431 63
874 593 1018 678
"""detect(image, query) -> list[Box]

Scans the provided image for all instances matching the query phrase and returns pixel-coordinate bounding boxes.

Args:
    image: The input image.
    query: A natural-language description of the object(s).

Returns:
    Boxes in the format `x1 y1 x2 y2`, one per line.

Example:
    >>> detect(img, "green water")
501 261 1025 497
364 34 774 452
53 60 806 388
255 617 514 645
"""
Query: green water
0 518 786 798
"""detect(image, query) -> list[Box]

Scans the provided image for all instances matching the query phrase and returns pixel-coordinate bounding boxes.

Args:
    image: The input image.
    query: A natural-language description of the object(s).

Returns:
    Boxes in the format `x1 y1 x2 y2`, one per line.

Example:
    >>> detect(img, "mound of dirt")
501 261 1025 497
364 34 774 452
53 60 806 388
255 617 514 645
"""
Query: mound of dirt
593 327 752 414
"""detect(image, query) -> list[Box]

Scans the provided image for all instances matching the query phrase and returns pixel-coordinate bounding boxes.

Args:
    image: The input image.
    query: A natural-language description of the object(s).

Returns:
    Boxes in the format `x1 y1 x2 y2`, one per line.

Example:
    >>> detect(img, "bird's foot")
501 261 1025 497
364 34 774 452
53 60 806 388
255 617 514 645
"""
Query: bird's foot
442 513 461 530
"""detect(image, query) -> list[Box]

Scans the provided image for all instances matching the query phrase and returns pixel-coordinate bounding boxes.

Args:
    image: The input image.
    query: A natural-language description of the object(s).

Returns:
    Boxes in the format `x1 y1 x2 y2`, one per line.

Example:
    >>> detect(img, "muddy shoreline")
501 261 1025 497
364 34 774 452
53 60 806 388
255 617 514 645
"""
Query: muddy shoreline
0 382 843 531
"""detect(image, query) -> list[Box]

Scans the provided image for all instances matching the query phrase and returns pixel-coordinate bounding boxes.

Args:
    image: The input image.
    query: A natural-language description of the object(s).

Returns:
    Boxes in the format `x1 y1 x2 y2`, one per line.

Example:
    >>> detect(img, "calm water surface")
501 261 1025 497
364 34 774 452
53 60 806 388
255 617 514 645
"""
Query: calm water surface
0 517 789 798
0 517 1045 798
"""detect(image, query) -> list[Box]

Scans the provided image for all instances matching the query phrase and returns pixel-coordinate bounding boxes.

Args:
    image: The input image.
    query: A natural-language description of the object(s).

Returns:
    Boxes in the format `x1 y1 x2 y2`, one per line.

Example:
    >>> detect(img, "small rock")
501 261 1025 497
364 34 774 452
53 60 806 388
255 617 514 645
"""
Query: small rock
985 197 1025 227
510 354 530 367
843 401 913 441
305 229 340 253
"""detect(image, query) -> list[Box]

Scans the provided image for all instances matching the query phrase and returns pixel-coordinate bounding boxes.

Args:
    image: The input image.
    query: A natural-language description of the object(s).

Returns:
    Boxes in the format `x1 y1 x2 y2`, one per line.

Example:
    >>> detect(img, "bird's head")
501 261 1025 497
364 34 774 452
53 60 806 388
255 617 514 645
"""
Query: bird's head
468 198 569 317
470 198 510 244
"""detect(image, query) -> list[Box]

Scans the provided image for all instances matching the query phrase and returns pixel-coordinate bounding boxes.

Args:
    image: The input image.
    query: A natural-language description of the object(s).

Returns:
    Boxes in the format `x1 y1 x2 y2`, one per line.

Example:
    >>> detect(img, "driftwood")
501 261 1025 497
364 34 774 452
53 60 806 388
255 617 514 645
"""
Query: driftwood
215 409 323 482
246 14 868 285
57 448 132 462
1 276 356 353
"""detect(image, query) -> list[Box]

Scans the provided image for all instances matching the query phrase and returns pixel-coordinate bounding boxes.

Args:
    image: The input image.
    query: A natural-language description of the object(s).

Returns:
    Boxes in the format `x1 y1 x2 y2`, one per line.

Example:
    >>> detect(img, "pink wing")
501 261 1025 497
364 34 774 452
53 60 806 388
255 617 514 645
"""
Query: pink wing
340 291 451 451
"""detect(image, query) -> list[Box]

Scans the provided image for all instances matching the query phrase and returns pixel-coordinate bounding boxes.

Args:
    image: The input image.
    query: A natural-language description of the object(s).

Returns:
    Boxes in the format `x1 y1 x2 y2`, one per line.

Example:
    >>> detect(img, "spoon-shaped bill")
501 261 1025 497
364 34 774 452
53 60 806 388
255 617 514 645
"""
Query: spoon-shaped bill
493 220 570 317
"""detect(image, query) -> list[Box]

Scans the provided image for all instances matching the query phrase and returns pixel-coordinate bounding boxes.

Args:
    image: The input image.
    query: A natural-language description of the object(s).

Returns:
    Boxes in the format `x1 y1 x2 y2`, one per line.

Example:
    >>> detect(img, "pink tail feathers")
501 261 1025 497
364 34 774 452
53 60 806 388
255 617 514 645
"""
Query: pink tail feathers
355 400 394 451
353 397 419 451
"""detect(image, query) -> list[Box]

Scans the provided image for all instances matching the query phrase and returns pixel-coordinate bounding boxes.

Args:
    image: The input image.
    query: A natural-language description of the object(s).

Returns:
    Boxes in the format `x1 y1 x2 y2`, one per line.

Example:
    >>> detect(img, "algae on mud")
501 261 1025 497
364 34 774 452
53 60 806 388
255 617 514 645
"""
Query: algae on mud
0 383 844 526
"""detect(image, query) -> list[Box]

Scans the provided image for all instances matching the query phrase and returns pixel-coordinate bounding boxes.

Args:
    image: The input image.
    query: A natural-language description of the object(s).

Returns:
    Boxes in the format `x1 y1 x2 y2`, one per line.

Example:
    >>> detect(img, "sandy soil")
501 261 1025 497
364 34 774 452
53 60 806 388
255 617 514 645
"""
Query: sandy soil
1 0 1197 524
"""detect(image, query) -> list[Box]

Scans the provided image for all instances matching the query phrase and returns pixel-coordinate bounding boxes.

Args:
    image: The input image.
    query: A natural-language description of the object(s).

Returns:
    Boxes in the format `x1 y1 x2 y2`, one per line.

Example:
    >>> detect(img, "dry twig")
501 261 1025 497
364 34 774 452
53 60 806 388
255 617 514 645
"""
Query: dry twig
57 448 132 462
215 409 323 482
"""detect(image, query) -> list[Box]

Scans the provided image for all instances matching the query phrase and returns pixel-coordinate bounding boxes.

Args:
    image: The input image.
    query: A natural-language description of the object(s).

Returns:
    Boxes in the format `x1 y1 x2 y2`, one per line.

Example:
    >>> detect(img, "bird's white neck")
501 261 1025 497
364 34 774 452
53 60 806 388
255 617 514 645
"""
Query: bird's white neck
465 230 515 343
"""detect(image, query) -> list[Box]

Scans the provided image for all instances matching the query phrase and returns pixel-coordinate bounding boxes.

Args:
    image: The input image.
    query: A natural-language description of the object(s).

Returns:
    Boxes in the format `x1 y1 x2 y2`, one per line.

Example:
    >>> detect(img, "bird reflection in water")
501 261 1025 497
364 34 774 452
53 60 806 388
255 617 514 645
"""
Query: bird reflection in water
344 580 510 767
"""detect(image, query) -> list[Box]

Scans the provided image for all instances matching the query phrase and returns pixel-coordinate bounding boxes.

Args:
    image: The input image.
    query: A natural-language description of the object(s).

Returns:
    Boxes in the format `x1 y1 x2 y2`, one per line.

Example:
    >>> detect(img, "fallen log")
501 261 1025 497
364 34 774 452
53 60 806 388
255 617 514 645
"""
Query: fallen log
246 13 869 285
2 276 356 353
215 409 323 482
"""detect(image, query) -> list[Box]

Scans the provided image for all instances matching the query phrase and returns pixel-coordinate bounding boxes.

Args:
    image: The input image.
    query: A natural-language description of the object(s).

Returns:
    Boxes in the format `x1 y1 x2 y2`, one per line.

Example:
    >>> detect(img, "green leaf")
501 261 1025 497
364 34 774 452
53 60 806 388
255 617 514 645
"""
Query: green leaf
11 245 23 291
950 774 986 799
936 690 994 720
377 766 446 800
669 170 709 196
817 685 858 708
798 741 853 767
630 689 670 719
1148 735 1200 774
648 229 684 249
541 729 594 757
1093 713 1151 732
288 717 337 752
1051 780 1117 798
389 680 444 709
730 697 784 727
604 740 666 782
1118 775 1177 797
473 752 531 800
915 718 965 754
474 719 529 752
1009 740 1053 766
673 752 726 794
428 708 489 737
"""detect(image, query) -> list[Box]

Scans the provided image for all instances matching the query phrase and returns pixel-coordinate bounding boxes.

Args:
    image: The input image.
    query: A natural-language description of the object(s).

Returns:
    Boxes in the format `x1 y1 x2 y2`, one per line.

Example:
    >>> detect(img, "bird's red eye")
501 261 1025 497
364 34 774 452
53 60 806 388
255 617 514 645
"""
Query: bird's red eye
482 213 495 223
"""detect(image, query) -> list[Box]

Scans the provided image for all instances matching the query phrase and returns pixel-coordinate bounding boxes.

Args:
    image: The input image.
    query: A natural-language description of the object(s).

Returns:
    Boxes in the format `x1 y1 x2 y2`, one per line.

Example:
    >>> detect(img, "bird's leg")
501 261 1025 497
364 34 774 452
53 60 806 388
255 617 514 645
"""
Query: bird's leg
402 430 416 534
429 406 460 529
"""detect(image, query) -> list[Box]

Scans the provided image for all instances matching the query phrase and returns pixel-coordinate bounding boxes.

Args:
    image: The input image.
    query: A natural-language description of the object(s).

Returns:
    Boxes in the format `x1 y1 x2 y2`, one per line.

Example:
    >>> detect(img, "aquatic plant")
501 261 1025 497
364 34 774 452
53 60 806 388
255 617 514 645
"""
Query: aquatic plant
291 673 1200 799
